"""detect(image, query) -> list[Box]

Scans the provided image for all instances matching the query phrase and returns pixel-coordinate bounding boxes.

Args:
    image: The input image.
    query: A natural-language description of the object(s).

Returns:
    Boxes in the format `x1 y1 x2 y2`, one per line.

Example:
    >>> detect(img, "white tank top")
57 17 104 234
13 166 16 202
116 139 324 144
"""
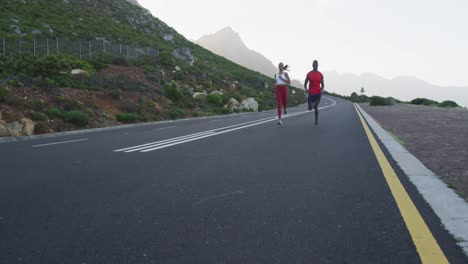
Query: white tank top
275 72 288 85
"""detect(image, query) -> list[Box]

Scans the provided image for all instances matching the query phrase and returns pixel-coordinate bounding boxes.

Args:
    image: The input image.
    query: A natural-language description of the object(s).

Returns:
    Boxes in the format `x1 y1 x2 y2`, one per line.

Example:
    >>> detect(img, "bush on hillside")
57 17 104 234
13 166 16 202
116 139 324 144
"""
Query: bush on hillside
164 83 183 102
116 112 139 123
207 93 223 107
0 54 95 79
370 96 394 106
0 87 10 102
63 111 90 127
438 100 459 108
410 98 439 106
167 107 185 120
49 108 64 119
30 112 47 121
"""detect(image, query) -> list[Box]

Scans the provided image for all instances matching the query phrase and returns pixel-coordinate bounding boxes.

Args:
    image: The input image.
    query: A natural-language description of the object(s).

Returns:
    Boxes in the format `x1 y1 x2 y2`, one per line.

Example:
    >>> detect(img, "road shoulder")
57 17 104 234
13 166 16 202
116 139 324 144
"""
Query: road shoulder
356 103 468 256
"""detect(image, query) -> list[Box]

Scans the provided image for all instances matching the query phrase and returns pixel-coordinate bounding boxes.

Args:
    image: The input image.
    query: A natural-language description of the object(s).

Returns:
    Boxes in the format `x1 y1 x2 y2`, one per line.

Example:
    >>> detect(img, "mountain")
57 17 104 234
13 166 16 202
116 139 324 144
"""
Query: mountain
196 27 277 77
325 71 468 107
126 0 141 7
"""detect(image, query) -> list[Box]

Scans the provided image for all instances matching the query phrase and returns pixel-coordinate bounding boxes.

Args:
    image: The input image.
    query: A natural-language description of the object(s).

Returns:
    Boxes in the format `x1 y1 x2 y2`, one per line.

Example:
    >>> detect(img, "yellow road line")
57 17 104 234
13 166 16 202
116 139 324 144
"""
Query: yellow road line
354 104 448 264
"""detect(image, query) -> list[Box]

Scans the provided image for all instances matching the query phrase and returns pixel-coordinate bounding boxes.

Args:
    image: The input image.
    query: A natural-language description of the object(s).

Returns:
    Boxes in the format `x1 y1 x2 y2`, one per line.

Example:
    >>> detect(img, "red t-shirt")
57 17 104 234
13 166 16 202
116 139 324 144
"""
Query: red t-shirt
307 71 323 95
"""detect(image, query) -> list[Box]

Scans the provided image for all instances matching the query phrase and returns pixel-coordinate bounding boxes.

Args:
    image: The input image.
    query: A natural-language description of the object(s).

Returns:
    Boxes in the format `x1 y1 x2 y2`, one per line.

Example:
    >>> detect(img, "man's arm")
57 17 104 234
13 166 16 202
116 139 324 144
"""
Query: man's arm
321 75 325 91
304 76 309 93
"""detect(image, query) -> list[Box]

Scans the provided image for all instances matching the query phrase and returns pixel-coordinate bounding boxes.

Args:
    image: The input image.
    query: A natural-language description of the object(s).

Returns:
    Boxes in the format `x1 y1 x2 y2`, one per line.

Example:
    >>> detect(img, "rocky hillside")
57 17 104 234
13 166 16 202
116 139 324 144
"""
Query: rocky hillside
0 0 306 137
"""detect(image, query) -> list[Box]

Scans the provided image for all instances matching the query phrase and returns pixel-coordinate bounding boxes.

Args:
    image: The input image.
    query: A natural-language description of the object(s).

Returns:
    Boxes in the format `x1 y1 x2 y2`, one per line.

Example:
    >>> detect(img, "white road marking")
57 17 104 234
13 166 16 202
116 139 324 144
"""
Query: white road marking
32 139 88 148
124 131 216 153
116 97 337 153
114 131 215 152
153 126 177 131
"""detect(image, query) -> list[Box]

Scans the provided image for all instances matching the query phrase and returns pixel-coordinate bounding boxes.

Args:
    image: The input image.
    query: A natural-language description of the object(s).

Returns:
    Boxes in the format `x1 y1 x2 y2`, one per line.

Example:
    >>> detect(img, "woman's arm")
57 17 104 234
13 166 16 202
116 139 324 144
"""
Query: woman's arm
283 72 291 85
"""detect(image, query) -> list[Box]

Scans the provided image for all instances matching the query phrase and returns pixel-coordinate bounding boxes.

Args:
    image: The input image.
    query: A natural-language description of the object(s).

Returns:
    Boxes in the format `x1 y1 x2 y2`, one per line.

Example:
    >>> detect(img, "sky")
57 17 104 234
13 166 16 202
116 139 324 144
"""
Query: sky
138 0 468 87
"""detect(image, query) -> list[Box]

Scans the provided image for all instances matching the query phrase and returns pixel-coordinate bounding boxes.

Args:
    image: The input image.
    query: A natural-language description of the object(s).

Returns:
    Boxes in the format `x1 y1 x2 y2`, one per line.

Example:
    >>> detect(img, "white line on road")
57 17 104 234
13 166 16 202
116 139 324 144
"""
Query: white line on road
32 139 88 148
114 131 216 152
116 97 337 153
153 126 177 131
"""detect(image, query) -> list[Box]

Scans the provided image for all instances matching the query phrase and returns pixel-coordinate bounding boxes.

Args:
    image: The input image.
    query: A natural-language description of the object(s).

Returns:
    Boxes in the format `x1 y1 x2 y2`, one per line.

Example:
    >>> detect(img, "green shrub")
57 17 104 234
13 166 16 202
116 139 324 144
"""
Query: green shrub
207 93 223 107
57 96 82 111
31 99 45 111
109 89 121 99
63 111 90 127
34 122 49 134
167 107 185 120
85 108 95 117
38 78 56 89
31 112 47 121
116 112 139 123
164 83 183 102
0 87 10 102
410 98 439 106
6 79 24 87
370 96 393 106
439 100 458 108
49 108 64 119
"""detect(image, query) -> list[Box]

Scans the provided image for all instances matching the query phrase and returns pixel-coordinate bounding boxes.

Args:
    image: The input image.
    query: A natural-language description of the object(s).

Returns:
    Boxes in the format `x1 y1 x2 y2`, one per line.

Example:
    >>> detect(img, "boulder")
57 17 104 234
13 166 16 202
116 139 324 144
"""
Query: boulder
210 91 223 96
20 118 35 136
163 34 174 41
238 98 259 112
224 98 239 110
172 47 195 65
0 120 8 137
174 66 181 71
71 69 88 75
6 121 23 137
193 92 207 100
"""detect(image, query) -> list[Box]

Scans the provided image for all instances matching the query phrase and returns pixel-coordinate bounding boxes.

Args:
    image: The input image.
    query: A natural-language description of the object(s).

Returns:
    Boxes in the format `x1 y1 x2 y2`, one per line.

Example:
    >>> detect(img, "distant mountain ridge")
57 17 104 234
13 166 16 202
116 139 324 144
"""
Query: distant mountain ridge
196 27 277 77
325 71 468 107
196 27 304 88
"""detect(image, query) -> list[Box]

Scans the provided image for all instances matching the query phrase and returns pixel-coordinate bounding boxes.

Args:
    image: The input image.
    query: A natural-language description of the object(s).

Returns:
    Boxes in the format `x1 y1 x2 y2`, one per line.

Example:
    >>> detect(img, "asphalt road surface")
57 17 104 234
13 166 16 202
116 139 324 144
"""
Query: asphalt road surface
1 97 466 263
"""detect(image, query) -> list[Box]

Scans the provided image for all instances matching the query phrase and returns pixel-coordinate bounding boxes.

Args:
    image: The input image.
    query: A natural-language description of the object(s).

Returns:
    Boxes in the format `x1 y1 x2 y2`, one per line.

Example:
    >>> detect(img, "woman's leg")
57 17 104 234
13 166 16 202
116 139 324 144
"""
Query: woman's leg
282 86 288 112
275 86 282 119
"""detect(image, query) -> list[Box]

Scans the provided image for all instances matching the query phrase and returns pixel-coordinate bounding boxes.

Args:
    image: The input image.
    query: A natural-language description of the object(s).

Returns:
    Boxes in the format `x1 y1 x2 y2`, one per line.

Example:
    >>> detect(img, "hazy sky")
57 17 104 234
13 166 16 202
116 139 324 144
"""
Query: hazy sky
139 0 468 87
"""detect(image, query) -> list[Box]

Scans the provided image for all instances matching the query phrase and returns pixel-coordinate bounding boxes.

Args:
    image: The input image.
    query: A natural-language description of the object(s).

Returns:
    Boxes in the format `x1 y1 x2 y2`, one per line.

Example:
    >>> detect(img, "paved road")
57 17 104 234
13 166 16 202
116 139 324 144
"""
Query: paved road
0 97 466 263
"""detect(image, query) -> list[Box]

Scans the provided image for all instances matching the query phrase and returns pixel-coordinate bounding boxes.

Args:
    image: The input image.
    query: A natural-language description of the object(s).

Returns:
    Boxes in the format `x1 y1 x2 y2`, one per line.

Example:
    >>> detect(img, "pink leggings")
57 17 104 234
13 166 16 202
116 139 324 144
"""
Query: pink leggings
276 85 288 119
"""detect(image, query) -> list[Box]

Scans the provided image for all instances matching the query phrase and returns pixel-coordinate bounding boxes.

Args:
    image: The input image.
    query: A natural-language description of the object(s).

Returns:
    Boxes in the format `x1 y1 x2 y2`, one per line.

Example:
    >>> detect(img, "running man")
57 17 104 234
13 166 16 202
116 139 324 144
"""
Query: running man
304 60 324 125
275 62 291 125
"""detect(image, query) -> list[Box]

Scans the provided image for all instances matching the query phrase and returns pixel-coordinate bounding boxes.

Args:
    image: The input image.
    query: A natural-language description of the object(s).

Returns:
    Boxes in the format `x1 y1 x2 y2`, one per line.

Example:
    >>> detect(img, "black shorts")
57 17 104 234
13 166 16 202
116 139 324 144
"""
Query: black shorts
308 94 322 104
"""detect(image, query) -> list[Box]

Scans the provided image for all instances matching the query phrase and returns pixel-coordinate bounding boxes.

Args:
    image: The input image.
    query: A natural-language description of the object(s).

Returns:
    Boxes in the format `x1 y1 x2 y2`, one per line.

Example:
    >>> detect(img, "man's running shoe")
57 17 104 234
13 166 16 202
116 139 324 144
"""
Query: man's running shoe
283 109 288 115
277 120 283 125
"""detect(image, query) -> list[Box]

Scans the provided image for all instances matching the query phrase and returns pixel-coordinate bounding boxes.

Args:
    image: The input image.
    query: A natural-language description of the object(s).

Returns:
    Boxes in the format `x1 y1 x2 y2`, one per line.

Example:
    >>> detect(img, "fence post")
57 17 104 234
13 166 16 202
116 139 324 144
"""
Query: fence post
2 37 5 57
46 38 49 56
89 40 92 59
56 38 59 54
103 39 105 53
79 40 82 59
120 44 122 55
126 45 129 57
33 38 36 56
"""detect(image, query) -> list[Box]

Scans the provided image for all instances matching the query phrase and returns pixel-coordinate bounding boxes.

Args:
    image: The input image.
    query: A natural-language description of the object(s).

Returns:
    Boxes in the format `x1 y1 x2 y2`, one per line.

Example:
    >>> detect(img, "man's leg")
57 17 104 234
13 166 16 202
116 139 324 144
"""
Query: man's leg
308 95 313 111
313 95 321 125
314 102 319 125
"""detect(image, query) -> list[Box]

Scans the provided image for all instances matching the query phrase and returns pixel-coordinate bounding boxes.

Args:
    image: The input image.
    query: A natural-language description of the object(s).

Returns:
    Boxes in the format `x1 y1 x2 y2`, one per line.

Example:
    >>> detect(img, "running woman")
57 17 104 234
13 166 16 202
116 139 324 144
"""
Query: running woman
275 62 291 125
304 60 324 125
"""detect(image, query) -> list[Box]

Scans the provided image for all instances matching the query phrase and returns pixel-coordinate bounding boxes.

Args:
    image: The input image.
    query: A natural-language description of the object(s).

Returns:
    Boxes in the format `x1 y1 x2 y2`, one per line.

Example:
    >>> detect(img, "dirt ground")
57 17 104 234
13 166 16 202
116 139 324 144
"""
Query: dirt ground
360 103 468 200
